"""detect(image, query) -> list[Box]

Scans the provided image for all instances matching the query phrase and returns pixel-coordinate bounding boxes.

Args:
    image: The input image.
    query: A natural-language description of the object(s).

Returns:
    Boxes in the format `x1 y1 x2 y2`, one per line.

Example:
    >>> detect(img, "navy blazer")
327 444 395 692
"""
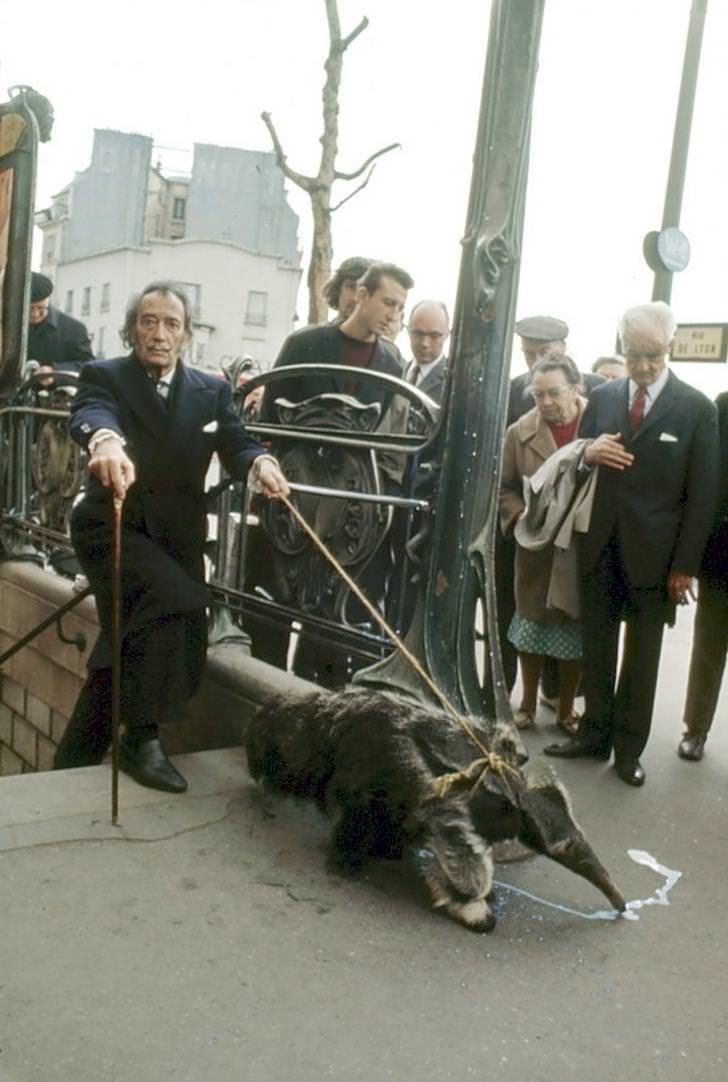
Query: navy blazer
260 322 403 423
71 354 263 574
579 371 719 585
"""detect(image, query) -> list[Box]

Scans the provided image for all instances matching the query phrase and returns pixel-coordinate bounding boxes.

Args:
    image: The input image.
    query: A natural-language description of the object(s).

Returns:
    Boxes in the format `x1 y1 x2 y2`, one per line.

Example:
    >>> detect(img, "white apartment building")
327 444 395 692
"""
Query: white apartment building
35 129 303 370
46 238 301 370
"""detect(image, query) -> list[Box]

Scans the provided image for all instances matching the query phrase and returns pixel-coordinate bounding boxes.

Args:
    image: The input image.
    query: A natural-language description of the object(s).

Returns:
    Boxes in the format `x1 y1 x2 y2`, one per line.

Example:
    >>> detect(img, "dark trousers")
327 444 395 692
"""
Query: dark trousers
54 612 204 768
494 531 518 691
683 580 728 736
579 534 666 762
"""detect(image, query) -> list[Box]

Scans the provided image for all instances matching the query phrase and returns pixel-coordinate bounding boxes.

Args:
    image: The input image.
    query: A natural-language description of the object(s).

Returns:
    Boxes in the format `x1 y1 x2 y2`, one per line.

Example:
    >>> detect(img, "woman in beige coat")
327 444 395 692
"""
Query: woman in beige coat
499 354 587 733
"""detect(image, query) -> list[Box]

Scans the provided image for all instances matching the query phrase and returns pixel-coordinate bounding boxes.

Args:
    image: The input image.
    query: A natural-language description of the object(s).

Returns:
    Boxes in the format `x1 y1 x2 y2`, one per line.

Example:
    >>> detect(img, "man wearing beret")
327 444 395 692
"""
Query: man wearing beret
27 272 94 375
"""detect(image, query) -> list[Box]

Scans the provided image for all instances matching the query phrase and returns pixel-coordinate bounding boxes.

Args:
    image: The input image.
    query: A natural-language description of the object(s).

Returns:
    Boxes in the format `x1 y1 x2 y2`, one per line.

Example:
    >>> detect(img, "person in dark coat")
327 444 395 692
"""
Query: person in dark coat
27 272 94 373
677 390 728 762
259 261 412 426
53 281 288 792
545 301 719 787
253 262 413 681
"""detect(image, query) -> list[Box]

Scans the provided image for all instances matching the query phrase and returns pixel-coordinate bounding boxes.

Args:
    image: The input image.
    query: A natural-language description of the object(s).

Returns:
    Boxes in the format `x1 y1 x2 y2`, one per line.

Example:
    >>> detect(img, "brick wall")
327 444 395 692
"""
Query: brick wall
0 562 98 775
0 561 313 776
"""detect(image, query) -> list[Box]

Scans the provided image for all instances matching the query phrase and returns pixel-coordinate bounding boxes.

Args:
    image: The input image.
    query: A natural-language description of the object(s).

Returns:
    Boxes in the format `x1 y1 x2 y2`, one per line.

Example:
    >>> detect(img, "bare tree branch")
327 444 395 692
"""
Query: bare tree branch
340 16 369 51
260 111 315 192
261 1 400 323
330 164 378 213
334 142 400 182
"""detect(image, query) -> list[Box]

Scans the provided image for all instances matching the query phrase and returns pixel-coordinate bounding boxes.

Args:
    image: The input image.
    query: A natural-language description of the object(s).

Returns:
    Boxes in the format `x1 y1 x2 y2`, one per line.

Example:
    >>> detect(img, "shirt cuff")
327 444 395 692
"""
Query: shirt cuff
88 428 125 455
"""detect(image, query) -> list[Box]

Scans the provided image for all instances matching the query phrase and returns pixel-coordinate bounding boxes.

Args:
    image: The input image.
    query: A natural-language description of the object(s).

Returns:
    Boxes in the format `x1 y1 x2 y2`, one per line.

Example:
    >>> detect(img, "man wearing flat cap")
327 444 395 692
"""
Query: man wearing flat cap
507 315 604 425
27 272 94 375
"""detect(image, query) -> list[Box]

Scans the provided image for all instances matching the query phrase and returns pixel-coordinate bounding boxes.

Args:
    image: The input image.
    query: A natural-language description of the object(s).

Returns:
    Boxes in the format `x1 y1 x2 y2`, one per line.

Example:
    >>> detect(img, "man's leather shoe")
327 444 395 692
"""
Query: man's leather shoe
543 737 610 761
120 738 188 793
614 759 645 787
677 733 706 762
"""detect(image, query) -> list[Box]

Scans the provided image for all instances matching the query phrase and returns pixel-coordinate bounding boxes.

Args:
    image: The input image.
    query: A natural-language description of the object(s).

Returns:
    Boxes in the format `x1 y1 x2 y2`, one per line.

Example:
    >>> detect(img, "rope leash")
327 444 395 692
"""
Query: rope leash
278 492 518 796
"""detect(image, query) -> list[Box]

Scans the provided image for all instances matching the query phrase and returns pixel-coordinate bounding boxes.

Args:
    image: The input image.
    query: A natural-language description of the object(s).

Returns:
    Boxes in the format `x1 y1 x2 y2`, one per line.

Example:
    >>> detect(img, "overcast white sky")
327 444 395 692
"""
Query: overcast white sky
2 0 727 395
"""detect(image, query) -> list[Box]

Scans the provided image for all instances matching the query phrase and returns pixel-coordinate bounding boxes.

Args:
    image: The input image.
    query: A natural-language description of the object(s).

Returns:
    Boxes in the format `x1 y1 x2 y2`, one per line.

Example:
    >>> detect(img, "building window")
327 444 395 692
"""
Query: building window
65 290 74 315
43 236 56 263
245 291 268 327
172 197 186 221
97 327 106 358
100 282 111 312
172 281 201 319
81 287 91 316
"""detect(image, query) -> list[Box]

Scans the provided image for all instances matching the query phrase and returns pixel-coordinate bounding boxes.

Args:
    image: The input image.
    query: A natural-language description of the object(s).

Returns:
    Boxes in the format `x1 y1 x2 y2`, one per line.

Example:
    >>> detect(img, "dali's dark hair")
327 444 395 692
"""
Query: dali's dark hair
121 281 193 347
359 261 414 295
528 352 582 390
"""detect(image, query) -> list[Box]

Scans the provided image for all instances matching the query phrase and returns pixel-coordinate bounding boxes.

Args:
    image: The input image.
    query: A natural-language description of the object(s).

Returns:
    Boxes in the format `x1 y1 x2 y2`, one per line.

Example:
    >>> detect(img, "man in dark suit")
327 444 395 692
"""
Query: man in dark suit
53 281 288 792
545 301 718 786
27 272 94 374
677 390 728 762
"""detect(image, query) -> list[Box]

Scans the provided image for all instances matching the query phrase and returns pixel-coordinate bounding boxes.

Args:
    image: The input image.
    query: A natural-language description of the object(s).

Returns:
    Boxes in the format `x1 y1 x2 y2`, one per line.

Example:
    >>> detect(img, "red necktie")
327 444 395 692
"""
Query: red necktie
629 386 646 432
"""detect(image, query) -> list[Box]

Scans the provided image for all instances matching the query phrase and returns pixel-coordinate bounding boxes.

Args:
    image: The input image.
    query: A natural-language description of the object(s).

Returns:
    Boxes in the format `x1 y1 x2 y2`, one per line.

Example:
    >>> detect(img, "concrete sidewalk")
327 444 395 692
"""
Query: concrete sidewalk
1 610 727 1082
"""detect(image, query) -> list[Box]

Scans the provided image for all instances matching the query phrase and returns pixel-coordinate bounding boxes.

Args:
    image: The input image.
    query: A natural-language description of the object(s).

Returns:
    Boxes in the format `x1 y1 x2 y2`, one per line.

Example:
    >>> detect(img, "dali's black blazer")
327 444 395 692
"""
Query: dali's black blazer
578 371 718 586
69 355 264 663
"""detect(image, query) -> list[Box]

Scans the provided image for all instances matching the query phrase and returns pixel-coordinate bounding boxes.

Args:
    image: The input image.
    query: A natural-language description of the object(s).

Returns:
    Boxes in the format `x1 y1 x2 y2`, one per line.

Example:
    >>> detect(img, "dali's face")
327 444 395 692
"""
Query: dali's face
131 291 188 376
529 368 579 423
622 327 669 387
29 298 51 325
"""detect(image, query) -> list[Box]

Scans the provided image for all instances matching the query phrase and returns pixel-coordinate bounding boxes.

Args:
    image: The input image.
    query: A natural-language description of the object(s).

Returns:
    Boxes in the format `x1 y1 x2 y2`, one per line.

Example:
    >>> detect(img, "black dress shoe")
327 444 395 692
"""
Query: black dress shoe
120 738 188 793
614 759 645 787
677 733 706 762
543 737 610 761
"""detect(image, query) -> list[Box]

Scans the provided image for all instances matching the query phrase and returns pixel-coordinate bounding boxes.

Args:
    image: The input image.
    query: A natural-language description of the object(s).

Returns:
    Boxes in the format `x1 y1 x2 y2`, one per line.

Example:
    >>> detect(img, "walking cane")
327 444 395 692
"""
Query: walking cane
111 493 124 825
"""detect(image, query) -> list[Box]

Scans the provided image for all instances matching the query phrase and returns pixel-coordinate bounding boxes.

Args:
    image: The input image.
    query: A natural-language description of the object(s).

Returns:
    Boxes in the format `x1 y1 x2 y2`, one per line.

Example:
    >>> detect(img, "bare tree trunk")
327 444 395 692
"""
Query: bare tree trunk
262 0 399 326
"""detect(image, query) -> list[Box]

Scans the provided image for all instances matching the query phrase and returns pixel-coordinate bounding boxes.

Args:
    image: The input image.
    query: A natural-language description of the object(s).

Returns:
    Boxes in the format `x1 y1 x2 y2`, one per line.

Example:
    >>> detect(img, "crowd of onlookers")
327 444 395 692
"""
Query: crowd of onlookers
498 306 724 787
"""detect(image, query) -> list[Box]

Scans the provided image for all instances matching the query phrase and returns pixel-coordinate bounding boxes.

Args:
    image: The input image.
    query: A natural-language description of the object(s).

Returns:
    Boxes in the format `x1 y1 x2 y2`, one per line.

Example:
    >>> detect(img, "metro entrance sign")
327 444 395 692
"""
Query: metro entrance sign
672 323 728 363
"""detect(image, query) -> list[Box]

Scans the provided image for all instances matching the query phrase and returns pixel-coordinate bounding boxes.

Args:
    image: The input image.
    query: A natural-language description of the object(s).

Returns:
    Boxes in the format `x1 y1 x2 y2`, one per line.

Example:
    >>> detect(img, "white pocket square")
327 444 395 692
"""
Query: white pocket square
659 432 678 443
202 420 218 433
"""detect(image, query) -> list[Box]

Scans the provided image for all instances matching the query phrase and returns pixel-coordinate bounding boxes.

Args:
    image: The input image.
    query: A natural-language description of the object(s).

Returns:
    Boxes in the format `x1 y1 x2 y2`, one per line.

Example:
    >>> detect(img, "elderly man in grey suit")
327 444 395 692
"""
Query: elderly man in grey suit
545 302 719 786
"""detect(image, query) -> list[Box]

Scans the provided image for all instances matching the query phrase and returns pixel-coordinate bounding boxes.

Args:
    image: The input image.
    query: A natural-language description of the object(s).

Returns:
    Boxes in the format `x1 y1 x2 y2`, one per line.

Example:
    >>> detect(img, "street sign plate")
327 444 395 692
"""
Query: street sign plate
671 324 728 363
